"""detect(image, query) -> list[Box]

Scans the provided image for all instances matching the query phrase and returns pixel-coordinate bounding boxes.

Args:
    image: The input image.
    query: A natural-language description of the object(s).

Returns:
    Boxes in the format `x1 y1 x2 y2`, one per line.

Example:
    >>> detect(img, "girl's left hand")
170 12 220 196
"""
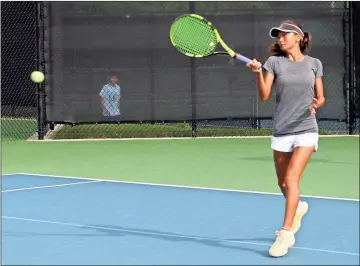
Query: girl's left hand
309 98 318 115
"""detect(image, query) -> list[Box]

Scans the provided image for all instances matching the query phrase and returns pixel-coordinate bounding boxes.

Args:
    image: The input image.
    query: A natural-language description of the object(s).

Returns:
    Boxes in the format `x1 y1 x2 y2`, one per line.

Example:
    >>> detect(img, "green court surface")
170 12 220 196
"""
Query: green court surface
2 136 359 199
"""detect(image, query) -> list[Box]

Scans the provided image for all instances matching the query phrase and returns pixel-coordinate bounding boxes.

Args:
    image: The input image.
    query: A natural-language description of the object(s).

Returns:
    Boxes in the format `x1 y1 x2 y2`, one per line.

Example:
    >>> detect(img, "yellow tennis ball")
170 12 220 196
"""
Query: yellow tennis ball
30 71 45 83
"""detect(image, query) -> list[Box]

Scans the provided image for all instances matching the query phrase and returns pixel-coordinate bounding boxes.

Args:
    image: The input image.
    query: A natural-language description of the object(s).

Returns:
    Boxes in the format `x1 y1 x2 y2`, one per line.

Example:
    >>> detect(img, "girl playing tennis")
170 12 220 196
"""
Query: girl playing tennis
246 20 325 257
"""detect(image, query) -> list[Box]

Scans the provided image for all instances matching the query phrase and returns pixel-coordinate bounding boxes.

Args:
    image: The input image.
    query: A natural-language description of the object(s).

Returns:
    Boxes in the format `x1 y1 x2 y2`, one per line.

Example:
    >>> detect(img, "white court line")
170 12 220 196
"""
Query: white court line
1 180 102 193
3 173 359 202
2 216 359 257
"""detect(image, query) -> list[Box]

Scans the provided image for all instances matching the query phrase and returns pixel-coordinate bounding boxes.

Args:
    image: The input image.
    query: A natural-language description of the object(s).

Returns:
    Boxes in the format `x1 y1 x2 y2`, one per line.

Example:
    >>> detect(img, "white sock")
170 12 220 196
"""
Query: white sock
281 228 294 235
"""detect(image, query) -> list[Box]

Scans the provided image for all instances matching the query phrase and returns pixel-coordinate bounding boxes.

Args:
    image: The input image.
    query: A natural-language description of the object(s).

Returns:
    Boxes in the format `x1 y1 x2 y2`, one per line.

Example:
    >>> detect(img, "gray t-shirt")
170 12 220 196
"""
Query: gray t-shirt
262 55 323 137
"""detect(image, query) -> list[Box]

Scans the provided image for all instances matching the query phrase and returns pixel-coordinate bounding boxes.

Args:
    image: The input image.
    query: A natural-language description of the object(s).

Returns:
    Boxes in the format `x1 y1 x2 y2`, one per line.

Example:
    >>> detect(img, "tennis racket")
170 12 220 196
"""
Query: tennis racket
170 14 255 66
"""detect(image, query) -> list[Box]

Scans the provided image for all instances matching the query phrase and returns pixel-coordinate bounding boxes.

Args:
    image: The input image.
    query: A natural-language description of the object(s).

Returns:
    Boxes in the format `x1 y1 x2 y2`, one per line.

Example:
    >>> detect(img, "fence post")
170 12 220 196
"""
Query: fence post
252 6 260 130
354 1 360 127
150 12 155 124
348 1 356 134
36 1 46 140
189 1 197 138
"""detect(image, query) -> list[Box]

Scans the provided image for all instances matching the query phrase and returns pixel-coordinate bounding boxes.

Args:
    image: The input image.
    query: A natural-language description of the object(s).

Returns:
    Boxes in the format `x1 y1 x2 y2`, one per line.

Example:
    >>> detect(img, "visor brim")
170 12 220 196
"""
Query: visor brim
269 27 298 38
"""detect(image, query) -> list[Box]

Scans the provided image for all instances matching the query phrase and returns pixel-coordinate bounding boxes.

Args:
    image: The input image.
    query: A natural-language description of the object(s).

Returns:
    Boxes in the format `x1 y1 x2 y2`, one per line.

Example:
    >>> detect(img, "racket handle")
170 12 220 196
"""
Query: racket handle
235 53 262 70
235 53 253 64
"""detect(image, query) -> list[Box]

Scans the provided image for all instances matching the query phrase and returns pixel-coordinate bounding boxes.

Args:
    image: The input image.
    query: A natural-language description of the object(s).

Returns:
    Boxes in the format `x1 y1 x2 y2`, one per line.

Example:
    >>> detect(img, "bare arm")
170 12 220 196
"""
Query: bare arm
247 59 274 101
256 71 274 101
309 77 326 115
314 77 325 107
100 97 110 113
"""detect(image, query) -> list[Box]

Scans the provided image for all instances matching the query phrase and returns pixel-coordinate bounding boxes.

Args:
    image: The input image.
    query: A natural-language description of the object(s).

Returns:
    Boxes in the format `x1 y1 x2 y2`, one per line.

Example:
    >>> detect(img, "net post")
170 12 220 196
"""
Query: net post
189 1 197 138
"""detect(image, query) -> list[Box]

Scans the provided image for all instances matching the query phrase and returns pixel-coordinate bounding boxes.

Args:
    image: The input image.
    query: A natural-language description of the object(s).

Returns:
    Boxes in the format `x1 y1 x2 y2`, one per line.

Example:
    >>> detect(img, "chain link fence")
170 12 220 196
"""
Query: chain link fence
2 2 358 141
1 2 38 141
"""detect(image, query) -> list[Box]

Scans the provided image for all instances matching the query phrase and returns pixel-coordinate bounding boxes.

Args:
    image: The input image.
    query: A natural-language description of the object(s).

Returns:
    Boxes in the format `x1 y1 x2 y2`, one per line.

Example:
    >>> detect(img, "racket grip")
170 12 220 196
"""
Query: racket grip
235 54 253 64
235 53 262 70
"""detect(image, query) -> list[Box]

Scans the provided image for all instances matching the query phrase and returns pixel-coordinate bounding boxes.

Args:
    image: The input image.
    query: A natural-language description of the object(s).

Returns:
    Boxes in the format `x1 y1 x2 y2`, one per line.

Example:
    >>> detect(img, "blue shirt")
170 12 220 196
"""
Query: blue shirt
99 83 121 116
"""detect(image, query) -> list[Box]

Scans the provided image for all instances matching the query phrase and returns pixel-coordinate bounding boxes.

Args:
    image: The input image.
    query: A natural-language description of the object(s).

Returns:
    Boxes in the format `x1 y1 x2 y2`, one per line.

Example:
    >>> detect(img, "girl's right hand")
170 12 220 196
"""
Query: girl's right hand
246 59 262 73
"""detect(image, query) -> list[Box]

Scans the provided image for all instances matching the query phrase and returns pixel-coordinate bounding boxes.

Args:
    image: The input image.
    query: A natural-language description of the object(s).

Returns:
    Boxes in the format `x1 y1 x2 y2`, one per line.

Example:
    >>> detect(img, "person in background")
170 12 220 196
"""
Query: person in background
99 75 121 117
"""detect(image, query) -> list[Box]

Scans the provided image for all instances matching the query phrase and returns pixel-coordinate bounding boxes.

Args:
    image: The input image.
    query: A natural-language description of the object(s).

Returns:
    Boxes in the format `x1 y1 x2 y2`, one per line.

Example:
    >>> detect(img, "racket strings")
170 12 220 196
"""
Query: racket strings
170 16 217 56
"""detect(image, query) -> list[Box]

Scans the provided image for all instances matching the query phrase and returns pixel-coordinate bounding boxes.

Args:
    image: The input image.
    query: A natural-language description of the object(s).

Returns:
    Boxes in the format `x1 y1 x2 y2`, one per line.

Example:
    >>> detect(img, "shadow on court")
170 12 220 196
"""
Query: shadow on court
4 225 274 258
85 224 273 258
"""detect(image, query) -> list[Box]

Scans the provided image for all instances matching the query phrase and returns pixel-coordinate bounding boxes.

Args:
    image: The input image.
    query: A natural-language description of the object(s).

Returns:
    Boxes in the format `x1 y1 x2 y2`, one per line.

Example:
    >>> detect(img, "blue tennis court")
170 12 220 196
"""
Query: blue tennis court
2 173 359 265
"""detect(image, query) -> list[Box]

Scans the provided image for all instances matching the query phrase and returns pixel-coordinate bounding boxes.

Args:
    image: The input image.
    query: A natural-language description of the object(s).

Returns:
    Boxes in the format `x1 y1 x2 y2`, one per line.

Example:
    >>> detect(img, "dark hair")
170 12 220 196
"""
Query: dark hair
268 20 311 57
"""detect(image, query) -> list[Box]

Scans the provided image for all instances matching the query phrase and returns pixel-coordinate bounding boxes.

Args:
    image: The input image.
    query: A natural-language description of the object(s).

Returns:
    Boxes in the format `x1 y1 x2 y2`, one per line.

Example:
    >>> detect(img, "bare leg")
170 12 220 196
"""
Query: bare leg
273 150 293 199
269 146 315 257
281 146 314 230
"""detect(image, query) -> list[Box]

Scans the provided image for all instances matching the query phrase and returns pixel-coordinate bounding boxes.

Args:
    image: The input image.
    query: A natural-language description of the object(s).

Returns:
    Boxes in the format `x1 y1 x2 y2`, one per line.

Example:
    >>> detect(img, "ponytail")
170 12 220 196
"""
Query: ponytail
300 32 311 54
